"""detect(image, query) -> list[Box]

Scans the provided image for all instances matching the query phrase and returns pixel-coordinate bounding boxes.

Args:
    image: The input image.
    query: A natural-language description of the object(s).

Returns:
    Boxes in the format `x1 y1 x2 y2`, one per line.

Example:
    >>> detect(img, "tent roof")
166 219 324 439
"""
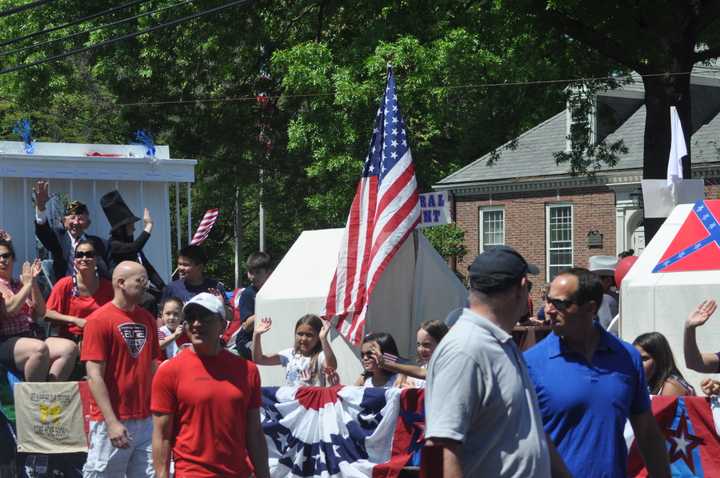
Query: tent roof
258 228 345 302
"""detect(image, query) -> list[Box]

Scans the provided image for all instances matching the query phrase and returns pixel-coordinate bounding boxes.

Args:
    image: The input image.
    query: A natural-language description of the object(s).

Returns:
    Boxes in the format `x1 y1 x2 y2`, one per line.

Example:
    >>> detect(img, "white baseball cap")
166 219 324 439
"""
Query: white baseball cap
588 255 618 276
183 292 226 320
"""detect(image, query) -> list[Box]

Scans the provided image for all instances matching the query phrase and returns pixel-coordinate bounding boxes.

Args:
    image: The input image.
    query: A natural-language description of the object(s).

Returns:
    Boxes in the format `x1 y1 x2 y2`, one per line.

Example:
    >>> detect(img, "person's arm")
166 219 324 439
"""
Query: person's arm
251 318 282 365
86 360 130 449
629 410 671 478
684 300 719 373
30 261 45 320
545 433 572 478
158 328 182 349
369 342 426 379
245 408 270 478
152 413 174 478
109 231 151 256
5 261 35 315
424 438 463 478
44 310 86 328
354 374 366 386
380 359 426 379
318 319 337 370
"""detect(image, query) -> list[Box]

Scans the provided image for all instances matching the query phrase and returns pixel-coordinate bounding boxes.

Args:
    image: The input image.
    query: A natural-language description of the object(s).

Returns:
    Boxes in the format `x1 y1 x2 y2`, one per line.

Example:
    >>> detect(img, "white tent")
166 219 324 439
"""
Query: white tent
255 228 468 386
621 202 720 390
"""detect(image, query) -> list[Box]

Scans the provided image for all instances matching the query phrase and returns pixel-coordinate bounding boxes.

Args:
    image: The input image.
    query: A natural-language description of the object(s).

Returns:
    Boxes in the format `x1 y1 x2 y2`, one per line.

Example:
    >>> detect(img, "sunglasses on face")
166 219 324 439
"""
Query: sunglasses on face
544 295 576 311
184 312 221 325
0 253 12 260
75 251 96 259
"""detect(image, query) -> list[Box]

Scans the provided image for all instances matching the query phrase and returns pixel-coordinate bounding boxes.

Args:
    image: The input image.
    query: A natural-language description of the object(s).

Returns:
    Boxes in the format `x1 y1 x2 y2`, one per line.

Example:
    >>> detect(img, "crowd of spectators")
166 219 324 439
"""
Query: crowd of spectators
3 181 720 477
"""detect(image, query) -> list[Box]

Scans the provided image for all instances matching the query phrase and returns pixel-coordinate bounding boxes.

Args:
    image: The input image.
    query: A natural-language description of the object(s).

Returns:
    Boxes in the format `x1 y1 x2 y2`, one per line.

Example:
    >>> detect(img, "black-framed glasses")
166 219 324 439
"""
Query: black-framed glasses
544 295 576 311
0 253 12 260
75 251 96 259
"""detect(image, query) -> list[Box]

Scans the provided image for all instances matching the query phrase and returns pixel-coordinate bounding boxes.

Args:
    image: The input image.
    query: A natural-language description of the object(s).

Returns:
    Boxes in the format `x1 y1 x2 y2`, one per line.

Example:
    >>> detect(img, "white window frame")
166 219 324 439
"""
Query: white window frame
546 203 574 280
479 207 505 253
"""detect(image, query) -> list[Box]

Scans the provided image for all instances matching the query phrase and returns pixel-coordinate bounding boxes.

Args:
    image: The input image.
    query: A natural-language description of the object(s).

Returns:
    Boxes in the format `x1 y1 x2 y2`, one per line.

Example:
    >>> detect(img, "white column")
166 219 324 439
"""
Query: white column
615 206 626 255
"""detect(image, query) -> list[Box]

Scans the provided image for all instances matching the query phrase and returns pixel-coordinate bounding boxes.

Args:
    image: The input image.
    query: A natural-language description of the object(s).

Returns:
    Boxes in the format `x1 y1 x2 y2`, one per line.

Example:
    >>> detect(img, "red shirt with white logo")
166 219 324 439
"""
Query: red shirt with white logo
81 302 160 421
46 277 113 337
151 348 261 478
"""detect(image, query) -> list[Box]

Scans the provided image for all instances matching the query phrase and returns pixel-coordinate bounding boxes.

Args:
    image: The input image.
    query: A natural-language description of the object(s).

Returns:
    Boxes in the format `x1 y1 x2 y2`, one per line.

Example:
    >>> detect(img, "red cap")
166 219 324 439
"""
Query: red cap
615 256 639 289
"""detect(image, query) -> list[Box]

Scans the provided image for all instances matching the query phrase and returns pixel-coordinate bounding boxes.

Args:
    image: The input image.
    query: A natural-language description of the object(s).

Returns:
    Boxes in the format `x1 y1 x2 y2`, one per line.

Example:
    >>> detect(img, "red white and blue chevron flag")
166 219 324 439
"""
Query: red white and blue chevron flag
323 66 420 345
653 200 720 273
261 386 424 478
627 396 720 476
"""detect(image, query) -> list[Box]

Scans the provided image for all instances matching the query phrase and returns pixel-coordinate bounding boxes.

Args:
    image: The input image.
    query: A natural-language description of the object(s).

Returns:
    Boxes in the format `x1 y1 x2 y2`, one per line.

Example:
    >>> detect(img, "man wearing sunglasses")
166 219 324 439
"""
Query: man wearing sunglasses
151 293 269 478
425 246 571 478
524 268 670 478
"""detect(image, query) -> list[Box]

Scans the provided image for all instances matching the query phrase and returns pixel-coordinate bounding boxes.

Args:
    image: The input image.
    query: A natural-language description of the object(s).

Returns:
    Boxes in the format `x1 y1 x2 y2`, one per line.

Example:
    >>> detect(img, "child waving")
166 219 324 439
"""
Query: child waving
252 314 337 386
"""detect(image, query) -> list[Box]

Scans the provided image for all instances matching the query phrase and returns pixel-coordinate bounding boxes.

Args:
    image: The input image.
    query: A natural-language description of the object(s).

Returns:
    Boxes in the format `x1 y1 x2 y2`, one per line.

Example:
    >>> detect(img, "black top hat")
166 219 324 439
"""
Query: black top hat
100 190 140 232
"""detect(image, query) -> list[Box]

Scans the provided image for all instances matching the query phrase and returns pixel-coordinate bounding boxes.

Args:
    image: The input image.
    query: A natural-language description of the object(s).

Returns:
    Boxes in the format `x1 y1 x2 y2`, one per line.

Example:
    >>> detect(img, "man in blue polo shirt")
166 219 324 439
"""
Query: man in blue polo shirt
524 268 670 478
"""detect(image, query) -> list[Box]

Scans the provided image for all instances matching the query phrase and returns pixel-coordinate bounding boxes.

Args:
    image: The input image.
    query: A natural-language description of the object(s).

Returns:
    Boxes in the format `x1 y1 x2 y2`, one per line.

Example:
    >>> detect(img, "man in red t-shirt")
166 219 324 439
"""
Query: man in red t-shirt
81 261 160 477
151 292 269 478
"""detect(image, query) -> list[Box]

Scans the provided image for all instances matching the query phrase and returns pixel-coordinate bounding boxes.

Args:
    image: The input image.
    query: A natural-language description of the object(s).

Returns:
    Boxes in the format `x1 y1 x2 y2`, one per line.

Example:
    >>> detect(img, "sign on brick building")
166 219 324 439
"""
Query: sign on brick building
418 191 451 228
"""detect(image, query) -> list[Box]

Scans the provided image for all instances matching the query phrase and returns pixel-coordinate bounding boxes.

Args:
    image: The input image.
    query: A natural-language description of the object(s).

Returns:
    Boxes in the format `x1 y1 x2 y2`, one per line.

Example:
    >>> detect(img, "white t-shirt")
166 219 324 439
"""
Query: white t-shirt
278 348 326 387
158 325 179 359
363 373 399 388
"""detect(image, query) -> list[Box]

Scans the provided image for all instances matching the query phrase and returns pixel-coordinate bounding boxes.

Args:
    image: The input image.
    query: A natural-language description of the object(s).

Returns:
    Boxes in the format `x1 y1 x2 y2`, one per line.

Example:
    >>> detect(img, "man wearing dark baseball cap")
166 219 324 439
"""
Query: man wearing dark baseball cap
467 245 539 292
425 246 570 478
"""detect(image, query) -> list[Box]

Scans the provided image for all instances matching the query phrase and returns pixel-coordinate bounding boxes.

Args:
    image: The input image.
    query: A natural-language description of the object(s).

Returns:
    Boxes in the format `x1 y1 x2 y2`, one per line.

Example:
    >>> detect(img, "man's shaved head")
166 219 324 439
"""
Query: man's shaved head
112 261 148 306
113 261 145 284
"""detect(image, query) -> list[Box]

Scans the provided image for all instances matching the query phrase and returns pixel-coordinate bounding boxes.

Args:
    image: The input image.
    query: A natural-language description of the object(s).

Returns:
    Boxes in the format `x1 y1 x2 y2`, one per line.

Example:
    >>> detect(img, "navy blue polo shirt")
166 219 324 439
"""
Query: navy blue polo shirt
523 323 651 478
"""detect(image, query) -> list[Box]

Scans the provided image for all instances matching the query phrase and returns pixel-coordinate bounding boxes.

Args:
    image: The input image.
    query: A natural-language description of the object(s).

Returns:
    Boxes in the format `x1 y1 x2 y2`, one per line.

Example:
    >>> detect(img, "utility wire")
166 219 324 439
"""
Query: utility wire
0 0 152 48
0 0 252 76
0 0 196 58
0 0 52 19
111 70 703 107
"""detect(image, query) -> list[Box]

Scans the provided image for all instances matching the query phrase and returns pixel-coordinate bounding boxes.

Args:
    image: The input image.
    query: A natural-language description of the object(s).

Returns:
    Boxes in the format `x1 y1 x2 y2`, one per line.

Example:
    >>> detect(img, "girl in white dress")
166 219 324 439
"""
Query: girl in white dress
252 314 337 386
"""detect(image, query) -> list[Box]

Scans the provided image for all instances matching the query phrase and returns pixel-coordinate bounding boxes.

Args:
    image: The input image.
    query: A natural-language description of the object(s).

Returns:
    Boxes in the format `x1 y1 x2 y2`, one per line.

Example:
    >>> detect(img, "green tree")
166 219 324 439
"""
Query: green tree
0 0 618 282
501 0 720 239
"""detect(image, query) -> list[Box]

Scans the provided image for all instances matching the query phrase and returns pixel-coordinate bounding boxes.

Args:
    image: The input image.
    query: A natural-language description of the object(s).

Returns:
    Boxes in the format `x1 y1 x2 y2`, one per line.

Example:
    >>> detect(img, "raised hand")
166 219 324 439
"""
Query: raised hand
254 317 272 335
20 261 33 285
368 342 383 367
0 229 11 242
31 259 42 280
319 318 332 342
701 378 720 396
686 300 717 329
143 208 153 232
34 180 49 210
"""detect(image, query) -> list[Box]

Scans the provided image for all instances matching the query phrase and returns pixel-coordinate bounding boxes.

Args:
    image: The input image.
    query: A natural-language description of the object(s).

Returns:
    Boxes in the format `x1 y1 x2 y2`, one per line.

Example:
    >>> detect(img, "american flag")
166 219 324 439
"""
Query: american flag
323 66 420 345
190 208 219 245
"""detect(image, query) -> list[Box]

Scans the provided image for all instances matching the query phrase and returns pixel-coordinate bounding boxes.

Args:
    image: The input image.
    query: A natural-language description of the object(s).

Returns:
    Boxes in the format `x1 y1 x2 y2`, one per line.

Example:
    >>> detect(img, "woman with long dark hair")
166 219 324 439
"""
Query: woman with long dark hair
45 239 113 342
633 332 695 396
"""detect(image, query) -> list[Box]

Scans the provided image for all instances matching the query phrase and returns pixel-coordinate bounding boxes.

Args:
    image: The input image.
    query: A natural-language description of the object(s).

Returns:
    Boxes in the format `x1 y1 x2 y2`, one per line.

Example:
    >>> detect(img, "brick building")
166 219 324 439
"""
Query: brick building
433 68 720 310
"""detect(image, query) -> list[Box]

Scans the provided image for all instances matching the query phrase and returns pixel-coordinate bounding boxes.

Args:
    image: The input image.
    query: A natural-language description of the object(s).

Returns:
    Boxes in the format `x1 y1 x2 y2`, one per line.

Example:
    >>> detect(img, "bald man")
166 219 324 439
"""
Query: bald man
81 261 161 477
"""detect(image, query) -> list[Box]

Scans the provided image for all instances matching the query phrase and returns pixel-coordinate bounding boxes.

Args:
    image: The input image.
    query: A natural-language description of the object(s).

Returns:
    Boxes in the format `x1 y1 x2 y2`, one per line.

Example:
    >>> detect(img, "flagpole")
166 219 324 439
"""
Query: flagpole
235 185 242 289
259 168 265 252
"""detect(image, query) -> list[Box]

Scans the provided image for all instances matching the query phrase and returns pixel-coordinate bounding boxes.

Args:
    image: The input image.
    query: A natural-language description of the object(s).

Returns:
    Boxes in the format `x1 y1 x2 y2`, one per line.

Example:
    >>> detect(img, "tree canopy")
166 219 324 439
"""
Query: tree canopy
0 0 644 282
